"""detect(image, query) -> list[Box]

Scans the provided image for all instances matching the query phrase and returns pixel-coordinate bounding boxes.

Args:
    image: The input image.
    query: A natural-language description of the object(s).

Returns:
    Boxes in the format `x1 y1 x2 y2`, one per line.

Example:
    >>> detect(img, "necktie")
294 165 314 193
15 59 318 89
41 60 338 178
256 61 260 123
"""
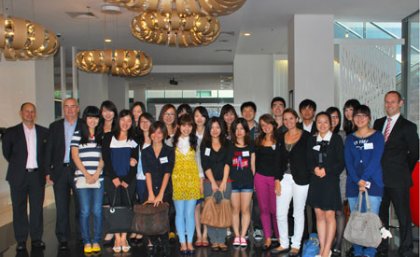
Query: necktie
384 117 392 142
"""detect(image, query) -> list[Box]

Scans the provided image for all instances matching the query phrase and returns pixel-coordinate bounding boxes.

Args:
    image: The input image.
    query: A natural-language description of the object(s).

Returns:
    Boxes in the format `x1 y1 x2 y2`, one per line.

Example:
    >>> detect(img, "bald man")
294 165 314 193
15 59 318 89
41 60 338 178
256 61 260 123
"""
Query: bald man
2 103 49 251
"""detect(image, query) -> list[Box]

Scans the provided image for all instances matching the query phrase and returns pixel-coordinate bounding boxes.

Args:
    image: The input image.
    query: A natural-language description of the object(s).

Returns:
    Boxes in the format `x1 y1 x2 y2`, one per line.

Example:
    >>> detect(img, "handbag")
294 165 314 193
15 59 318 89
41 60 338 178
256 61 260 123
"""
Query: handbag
302 233 320 257
201 191 232 228
103 187 134 233
131 202 169 235
75 177 100 189
344 191 382 248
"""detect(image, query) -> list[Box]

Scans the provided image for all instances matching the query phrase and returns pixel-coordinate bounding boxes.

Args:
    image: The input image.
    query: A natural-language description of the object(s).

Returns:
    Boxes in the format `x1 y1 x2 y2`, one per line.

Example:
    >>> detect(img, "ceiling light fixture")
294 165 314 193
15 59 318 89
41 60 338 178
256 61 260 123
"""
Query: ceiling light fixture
104 38 112 43
243 32 251 36
105 0 246 17
0 15 59 61
131 11 220 47
76 49 152 77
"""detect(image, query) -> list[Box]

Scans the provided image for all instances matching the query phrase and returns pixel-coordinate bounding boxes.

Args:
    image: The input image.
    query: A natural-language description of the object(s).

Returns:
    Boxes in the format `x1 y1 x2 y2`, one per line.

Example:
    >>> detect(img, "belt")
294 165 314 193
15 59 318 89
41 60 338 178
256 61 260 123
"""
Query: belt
26 168 38 172
63 163 70 167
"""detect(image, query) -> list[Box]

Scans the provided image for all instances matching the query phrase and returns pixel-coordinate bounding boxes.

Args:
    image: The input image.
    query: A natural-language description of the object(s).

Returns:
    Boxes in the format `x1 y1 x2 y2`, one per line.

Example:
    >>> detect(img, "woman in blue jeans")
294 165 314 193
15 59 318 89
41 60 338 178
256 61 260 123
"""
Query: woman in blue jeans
71 106 104 254
344 105 384 257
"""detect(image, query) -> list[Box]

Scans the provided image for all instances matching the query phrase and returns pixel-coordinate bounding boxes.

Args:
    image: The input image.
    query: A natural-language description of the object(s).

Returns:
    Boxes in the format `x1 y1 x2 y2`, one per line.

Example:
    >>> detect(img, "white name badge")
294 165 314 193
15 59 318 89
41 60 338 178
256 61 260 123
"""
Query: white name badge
160 156 168 164
364 143 374 150
313 145 321 151
242 151 250 157
205 148 211 156
271 144 276 150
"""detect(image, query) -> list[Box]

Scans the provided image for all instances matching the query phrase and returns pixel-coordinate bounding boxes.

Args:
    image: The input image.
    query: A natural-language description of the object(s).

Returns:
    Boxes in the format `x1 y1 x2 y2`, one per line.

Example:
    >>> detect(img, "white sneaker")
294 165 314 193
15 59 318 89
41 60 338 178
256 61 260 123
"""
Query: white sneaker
253 229 263 241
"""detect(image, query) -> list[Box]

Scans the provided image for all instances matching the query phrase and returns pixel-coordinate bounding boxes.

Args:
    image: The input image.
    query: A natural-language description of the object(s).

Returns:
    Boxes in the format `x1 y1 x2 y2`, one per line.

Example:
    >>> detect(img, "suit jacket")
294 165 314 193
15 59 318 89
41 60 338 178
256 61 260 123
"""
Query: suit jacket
2 123 49 186
45 118 82 182
297 122 317 135
373 115 419 188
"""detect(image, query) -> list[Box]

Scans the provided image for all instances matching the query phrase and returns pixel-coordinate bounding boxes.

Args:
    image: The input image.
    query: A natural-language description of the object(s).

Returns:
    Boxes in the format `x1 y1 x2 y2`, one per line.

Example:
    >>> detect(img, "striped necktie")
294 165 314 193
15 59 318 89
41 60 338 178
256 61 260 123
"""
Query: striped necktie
384 117 392 142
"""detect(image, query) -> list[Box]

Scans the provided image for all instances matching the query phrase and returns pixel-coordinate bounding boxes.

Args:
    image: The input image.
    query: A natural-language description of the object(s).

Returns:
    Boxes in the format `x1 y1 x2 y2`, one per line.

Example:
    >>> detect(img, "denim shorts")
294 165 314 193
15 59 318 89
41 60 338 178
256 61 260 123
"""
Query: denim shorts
231 181 254 193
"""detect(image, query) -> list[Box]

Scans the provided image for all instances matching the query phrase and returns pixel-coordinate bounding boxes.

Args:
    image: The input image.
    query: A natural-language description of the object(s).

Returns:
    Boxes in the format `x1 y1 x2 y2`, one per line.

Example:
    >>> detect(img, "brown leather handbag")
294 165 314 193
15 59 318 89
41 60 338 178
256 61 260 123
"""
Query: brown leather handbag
201 191 232 228
131 202 169 236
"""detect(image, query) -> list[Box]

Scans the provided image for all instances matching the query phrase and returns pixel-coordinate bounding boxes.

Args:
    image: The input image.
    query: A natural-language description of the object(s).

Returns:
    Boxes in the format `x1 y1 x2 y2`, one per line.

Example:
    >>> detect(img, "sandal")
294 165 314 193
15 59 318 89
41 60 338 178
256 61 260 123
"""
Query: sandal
202 238 209 247
195 238 203 247
211 243 220 251
289 247 300 256
121 240 131 253
219 243 229 252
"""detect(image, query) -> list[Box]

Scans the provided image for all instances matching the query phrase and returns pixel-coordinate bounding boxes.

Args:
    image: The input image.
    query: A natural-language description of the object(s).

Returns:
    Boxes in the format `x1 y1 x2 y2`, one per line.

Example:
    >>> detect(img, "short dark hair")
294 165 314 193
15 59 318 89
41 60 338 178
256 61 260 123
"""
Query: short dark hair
353 105 371 119
299 99 317 112
240 101 257 113
315 111 332 129
271 97 286 108
149 121 168 142
385 91 403 101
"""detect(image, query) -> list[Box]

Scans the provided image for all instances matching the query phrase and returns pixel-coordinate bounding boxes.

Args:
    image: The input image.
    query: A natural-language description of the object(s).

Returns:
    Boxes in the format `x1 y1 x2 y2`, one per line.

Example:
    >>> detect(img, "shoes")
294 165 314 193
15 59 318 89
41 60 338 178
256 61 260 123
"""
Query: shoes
16 242 26 251
91 243 101 253
240 237 247 247
31 240 46 249
59 241 69 251
195 240 203 247
202 238 209 247
169 232 177 244
289 247 300 257
233 237 241 246
103 234 114 247
263 238 272 251
219 243 229 252
84 244 92 254
253 229 263 241
270 246 289 254
211 243 220 251
332 248 342 257
112 246 121 253
121 240 131 253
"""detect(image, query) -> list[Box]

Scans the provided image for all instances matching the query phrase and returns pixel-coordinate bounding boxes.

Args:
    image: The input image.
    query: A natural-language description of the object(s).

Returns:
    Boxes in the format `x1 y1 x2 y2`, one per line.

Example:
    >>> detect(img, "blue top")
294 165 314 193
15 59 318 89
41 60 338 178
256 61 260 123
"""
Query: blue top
64 120 77 163
344 130 384 197
110 136 138 177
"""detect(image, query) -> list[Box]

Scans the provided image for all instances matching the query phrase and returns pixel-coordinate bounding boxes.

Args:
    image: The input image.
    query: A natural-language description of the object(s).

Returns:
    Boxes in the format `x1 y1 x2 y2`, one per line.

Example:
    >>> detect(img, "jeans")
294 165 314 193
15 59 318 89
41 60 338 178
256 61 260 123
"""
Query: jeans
76 182 104 244
348 194 382 257
174 199 197 243
276 174 309 249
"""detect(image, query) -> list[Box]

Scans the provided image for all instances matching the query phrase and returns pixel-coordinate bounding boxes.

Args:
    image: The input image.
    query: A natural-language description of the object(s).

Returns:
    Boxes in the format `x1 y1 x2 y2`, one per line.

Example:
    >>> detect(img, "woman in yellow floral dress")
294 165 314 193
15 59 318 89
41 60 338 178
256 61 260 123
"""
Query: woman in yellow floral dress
172 114 201 254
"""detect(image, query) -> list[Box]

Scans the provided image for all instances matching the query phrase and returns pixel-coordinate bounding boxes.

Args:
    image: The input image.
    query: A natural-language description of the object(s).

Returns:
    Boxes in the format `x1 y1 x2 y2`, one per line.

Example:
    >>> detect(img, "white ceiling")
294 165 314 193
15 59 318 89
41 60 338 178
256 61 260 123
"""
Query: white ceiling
2 0 418 65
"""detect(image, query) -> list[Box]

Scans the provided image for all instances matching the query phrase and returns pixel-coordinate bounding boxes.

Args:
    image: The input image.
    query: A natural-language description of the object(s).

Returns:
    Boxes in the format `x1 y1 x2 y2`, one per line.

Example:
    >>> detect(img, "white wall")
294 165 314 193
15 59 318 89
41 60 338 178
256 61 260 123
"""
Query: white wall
108 76 129 111
78 71 109 112
288 14 335 111
233 54 274 117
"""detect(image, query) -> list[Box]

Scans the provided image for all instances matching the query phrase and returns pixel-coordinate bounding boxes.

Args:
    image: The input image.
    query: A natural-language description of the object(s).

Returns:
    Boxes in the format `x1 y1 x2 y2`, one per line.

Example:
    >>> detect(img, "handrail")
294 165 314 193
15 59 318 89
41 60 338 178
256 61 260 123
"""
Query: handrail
335 21 363 39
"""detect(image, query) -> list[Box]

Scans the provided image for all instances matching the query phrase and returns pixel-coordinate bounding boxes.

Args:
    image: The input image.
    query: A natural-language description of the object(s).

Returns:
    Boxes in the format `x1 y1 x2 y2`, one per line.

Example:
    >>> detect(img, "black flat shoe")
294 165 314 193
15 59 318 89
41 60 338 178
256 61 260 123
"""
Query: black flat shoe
31 240 46 249
58 241 68 251
270 246 289 254
16 242 26 251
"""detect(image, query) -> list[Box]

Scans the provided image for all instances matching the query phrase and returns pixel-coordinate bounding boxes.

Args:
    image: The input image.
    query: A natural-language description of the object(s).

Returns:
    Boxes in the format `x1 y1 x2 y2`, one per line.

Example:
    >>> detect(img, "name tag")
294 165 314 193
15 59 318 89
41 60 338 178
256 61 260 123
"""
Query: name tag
271 144 276 150
313 145 321 151
160 157 168 164
205 148 211 156
364 143 374 150
242 151 250 157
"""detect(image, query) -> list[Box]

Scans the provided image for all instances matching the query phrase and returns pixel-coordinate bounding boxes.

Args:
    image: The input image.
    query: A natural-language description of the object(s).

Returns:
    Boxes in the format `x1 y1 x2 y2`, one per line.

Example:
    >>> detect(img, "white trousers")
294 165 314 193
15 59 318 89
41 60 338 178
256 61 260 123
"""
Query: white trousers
275 174 309 249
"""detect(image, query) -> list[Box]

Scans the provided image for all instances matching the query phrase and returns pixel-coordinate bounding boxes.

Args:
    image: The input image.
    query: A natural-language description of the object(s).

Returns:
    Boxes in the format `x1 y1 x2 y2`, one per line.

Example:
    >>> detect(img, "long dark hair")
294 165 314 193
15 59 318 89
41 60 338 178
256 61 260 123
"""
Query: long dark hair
219 104 238 138
326 107 341 134
230 118 250 146
202 117 227 149
99 100 118 133
193 106 209 125
176 103 193 117
343 99 360 135
173 114 198 151
255 114 278 146
113 109 136 141
79 106 102 146
138 112 154 148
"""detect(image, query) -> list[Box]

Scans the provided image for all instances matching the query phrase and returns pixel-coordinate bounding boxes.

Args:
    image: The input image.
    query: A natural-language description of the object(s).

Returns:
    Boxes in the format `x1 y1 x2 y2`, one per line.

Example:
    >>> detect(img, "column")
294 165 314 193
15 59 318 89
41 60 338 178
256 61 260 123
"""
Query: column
108 76 129 111
78 71 109 112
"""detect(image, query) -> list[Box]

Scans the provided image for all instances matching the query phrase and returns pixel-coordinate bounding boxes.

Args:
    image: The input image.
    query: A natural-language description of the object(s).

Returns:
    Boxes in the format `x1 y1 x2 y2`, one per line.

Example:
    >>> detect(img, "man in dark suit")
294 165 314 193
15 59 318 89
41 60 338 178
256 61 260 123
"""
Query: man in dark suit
374 91 419 257
297 99 317 135
45 98 82 250
2 103 49 251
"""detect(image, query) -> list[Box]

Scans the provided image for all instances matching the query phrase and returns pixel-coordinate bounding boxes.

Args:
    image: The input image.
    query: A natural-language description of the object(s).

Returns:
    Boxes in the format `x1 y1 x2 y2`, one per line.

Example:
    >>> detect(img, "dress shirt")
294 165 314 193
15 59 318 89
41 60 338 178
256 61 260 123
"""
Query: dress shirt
23 124 38 169
303 121 314 133
64 119 77 163
177 136 191 155
382 113 400 135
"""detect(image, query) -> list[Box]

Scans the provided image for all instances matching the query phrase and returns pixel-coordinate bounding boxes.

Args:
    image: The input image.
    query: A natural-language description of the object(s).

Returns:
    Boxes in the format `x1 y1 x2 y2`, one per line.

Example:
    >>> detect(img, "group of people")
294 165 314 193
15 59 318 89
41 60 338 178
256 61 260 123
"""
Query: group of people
2 90 418 257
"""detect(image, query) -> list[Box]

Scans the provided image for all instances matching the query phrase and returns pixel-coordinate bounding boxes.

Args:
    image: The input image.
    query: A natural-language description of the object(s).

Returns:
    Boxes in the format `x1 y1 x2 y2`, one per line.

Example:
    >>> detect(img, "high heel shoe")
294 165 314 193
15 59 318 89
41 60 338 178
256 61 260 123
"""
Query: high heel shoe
112 245 121 253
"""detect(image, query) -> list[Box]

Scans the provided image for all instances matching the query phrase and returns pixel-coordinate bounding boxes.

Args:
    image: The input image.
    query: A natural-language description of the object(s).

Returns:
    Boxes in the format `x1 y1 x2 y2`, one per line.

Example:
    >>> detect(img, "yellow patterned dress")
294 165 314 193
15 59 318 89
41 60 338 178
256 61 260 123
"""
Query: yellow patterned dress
172 147 201 200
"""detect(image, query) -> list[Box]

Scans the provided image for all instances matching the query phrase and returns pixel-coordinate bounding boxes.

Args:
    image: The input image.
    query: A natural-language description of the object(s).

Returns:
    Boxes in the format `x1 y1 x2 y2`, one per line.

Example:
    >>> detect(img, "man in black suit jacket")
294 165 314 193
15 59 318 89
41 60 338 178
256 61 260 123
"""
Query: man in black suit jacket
374 91 419 257
45 98 82 250
297 99 317 135
2 103 49 251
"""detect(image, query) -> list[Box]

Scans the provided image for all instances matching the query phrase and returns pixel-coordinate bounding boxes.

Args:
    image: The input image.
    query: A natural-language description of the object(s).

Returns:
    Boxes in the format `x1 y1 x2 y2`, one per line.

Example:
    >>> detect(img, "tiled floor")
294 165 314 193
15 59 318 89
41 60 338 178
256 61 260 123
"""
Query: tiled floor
0 203 418 257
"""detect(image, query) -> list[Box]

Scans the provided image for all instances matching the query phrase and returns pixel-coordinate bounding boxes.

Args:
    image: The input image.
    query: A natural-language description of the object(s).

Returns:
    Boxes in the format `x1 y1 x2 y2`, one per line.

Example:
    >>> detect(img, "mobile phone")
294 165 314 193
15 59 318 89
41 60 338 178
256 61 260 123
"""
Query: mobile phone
365 181 371 189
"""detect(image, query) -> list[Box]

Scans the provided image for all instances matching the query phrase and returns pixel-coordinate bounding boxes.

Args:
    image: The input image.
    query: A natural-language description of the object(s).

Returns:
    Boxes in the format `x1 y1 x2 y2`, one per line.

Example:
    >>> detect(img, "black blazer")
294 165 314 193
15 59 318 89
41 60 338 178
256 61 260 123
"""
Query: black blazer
373 115 419 188
307 133 345 178
297 122 317 135
2 123 49 186
45 118 82 181
277 130 311 185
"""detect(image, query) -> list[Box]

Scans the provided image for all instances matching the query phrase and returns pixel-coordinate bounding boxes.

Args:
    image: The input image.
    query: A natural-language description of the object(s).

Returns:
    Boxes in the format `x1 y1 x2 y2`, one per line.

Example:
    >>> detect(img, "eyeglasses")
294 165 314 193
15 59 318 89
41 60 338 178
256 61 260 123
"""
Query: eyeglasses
354 114 369 119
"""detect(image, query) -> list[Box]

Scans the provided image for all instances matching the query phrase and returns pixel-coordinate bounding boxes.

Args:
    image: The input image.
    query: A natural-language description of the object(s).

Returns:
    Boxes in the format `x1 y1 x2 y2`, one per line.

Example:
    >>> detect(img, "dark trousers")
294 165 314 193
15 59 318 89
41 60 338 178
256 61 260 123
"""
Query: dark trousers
53 166 80 242
379 186 413 255
9 171 45 243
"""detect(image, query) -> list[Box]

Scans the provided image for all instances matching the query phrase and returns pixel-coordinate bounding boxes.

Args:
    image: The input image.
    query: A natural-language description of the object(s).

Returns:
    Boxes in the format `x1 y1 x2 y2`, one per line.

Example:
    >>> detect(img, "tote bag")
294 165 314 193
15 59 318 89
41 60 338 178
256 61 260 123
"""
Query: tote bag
103 187 134 233
201 191 232 228
131 202 169 236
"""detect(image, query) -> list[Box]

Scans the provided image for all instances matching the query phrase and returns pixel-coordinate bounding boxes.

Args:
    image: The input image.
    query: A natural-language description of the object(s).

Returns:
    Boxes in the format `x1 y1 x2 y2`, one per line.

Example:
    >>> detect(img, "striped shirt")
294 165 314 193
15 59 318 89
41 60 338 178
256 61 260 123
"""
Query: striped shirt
71 130 103 180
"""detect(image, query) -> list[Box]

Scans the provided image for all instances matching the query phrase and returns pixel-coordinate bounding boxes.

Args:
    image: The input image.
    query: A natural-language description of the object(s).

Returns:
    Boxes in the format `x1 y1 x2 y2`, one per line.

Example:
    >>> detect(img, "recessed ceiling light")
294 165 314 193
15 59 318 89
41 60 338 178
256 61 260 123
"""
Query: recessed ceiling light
104 38 112 43
243 32 251 36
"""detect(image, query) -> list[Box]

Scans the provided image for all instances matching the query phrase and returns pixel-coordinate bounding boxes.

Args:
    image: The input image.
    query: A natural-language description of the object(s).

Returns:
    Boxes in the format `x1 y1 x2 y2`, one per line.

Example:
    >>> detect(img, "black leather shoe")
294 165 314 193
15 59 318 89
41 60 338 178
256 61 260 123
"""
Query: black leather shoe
16 242 27 251
58 241 69 251
31 240 46 249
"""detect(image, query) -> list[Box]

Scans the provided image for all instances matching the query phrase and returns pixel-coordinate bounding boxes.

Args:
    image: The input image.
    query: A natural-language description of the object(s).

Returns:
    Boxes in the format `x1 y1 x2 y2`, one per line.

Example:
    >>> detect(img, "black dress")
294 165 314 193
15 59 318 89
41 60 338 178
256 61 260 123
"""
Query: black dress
306 133 344 211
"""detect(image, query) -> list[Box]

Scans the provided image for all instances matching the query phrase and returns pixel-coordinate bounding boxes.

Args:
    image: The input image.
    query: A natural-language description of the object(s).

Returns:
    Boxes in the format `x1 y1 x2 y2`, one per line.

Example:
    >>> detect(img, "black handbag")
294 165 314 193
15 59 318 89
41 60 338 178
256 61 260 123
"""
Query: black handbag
131 202 170 235
103 187 134 233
